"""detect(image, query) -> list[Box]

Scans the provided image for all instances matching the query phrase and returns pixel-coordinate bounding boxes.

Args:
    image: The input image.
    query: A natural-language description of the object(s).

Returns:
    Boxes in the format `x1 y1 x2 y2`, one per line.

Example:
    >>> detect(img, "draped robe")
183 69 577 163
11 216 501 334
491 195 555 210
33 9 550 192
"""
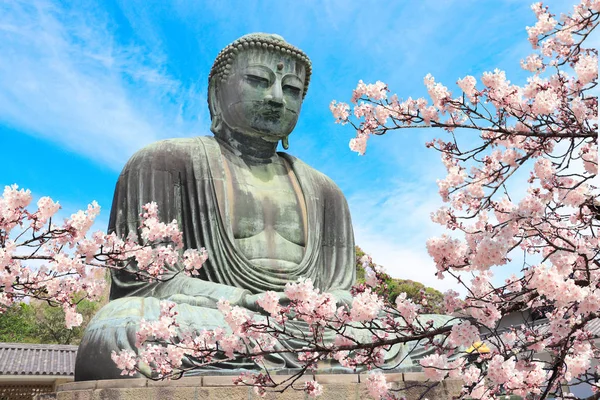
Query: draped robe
75 136 365 380
75 136 456 381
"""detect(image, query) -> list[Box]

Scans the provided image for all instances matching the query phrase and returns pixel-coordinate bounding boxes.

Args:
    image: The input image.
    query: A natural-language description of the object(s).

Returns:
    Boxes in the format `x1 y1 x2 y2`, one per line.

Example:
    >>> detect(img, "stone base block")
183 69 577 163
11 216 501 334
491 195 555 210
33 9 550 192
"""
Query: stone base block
52 374 462 400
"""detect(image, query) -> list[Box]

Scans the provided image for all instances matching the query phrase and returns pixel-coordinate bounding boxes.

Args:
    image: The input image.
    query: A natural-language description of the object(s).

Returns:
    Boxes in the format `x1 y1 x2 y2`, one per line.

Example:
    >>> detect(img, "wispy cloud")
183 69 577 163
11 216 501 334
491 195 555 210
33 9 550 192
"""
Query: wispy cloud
348 177 465 293
0 0 207 168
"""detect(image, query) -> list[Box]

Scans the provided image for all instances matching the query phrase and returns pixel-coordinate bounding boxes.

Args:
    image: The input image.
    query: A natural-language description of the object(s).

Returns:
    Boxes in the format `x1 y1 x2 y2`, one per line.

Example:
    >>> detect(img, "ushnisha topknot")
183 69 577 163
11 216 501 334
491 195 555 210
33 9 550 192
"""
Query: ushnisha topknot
209 33 312 99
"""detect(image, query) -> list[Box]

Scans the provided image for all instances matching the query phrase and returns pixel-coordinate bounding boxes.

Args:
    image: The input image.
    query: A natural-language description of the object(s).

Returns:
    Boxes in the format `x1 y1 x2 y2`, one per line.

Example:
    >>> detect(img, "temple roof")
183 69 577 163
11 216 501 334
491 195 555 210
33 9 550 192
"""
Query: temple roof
0 343 77 376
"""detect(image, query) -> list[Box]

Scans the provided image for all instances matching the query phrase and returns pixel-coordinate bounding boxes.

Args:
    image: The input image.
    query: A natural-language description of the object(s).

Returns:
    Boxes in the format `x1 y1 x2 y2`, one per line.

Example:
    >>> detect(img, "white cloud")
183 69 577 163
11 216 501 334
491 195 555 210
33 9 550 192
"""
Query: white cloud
0 0 207 169
355 230 467 295
348 177 466 293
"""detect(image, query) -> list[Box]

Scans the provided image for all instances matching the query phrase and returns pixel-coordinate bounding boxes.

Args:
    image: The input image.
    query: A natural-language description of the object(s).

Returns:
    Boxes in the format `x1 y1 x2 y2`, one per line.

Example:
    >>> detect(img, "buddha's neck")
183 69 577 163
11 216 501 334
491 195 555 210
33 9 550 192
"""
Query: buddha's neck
217 127 281 163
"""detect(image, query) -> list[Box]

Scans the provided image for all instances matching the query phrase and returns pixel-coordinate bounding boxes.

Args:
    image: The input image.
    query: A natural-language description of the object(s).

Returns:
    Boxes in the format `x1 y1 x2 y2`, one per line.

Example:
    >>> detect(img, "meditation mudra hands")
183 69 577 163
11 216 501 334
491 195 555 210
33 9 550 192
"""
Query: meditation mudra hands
242 289 353 313
166 294 220 308
167 289 353 315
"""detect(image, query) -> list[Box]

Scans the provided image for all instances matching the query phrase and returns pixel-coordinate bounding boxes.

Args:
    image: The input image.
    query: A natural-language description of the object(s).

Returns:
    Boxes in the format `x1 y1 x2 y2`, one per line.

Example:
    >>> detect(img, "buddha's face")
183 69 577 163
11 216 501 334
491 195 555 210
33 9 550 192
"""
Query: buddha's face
216 49 306 142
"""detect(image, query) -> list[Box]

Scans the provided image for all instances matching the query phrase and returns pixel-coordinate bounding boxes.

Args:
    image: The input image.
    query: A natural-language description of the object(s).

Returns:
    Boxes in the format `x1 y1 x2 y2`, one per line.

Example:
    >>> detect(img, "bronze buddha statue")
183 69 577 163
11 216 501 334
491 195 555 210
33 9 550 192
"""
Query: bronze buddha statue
75 33 361 380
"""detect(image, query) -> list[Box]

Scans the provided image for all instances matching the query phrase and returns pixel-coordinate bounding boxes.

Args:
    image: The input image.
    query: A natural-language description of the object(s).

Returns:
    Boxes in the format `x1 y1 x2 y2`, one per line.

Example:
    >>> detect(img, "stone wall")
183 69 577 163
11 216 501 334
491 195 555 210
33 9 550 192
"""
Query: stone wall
53 373 462 399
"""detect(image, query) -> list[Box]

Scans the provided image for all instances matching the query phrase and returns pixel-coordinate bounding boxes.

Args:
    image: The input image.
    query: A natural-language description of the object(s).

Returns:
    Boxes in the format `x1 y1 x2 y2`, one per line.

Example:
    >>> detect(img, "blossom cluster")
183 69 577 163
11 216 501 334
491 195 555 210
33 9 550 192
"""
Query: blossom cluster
0 185 208 329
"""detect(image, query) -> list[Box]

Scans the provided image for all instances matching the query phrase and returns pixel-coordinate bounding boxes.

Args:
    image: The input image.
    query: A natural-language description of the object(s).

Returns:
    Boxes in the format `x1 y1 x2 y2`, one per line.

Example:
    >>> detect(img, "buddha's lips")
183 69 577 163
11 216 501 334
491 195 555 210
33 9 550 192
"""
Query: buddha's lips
256 107 283 121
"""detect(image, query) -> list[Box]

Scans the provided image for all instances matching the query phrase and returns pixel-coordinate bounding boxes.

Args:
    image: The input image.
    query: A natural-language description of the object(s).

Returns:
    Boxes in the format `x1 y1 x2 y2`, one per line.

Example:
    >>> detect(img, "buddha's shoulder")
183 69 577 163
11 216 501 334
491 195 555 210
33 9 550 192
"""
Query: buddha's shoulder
132 136 215 157
124 136 216 169
282 154 344 196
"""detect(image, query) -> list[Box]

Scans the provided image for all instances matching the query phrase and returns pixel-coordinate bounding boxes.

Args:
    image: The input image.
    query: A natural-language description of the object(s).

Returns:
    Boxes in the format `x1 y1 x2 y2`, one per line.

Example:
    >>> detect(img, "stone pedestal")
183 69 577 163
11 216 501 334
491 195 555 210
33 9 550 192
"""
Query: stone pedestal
53 373 462 399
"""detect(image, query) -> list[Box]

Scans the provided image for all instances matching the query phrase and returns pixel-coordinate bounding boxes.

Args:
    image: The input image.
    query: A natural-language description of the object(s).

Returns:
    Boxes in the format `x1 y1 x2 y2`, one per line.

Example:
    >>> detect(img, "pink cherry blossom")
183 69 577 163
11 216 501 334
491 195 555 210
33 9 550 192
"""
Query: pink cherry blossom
457 75 477 102
426 235 468 273
447 321 480 348
256 291 281 316
329 101 350 123
111 350 137 376
420 354 451 381
424 74 451 109
217 299 253 335
574 54 598 84
531 89 559 115
521 54 544 72
350 288 383 322
304 381 323 398
395 292 418 324
32 196 60 229
533 157 554 181
3 184 32 209
365 371 390 400
349 135 368 155
182 247 208 275
564 342 592 381
463 365 481 386
64 305 83 329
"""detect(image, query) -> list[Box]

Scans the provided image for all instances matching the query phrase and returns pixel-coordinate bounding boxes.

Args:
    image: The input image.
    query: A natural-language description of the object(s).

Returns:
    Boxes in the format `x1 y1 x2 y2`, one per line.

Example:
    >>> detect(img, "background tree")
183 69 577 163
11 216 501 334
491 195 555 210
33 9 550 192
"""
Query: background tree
0 292 105 345
29 294 104 345
0 303 36 343
355 246 444 313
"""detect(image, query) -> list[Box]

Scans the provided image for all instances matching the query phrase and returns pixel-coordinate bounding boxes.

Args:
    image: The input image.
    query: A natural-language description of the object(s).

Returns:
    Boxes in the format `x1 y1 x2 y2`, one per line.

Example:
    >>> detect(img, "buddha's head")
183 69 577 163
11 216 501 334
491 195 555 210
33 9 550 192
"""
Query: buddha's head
208 33 312 149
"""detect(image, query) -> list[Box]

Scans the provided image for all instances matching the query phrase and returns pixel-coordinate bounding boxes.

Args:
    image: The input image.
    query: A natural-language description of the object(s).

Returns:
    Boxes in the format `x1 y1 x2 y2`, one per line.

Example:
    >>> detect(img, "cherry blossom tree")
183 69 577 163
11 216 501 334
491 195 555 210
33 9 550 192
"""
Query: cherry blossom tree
328 0 599 398
2 0 599 399
0 186 207 329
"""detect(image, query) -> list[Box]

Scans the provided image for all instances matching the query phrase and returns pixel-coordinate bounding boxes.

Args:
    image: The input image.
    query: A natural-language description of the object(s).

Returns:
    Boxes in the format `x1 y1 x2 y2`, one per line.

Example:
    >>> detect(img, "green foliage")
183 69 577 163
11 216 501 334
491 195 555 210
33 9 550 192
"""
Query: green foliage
355 246 368 282
0 294 102 345
0 303 37 343
355 246 444 313
387 278 444 314
30 296 101 345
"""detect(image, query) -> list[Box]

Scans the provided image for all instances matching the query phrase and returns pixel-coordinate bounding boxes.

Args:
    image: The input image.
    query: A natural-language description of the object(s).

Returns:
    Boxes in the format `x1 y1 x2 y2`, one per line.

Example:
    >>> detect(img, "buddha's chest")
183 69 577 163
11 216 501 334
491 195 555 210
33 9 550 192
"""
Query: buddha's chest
222 157 307 247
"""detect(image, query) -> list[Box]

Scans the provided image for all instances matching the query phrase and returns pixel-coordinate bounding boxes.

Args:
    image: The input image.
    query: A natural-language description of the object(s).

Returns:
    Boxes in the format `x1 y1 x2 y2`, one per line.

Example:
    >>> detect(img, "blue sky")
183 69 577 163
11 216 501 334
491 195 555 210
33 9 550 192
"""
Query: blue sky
0 0 574 293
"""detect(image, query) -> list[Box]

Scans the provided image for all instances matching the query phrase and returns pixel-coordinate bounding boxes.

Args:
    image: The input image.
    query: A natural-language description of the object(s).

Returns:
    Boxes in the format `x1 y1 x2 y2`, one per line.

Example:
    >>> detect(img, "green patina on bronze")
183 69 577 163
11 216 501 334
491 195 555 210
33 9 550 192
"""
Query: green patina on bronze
74 33 452 381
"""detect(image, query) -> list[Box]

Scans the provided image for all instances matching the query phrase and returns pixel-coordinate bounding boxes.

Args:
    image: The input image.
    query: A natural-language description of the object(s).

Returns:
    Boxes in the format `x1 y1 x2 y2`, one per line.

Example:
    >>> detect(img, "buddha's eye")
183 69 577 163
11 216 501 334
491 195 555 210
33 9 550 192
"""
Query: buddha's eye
245 74 270 88
283 85 301 97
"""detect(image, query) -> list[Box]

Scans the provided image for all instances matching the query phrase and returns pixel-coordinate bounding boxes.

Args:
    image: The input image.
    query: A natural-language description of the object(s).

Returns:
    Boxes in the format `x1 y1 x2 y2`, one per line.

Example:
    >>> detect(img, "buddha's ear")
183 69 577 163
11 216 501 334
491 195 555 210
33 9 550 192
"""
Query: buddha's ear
208 80 223 135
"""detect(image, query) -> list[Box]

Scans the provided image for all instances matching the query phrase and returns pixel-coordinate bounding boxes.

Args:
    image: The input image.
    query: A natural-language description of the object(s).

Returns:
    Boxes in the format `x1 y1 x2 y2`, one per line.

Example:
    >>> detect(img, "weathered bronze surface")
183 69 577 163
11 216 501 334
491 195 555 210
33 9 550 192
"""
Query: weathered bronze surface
74 33 450 381
74 33 360 381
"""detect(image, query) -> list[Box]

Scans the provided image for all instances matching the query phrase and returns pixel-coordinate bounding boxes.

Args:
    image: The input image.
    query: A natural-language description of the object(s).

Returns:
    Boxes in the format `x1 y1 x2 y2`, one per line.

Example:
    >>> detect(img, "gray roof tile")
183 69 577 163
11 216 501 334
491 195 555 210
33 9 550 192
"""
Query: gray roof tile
0 343 77 376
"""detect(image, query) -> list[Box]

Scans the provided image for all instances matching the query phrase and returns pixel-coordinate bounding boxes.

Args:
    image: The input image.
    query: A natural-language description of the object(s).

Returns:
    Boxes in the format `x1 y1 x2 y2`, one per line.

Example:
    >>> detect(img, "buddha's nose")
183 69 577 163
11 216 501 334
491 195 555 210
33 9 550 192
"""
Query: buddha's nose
264 83 285 107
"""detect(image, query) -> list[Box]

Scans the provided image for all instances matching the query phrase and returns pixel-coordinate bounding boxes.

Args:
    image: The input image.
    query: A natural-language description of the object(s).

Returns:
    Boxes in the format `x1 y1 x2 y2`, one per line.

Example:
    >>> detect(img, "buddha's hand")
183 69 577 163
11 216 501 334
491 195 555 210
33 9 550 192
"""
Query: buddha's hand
240 290 353 314
166 294 219 309
329 290 354 309
239 292 290 313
